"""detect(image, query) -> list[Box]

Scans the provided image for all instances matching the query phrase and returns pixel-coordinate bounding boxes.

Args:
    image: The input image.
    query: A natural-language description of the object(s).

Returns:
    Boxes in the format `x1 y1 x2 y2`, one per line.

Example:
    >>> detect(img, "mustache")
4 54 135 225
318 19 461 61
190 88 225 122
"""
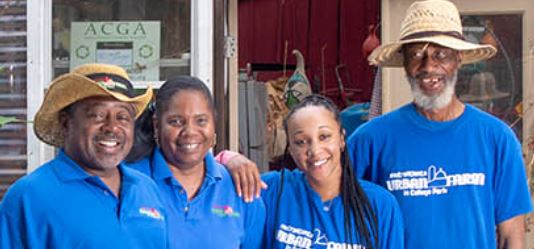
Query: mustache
94 132 123 143
414 72 446 80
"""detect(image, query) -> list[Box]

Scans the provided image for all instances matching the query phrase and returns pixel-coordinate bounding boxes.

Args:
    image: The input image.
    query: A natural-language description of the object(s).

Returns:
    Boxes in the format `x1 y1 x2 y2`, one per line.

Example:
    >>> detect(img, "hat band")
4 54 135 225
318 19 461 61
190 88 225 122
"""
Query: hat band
401 31 464 41
87 73 134 97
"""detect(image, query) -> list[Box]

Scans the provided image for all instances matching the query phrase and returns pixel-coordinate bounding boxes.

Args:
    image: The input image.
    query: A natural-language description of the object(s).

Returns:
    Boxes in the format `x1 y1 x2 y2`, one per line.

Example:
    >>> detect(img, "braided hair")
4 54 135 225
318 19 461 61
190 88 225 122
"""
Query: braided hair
281 94 379 248
125 76 215 162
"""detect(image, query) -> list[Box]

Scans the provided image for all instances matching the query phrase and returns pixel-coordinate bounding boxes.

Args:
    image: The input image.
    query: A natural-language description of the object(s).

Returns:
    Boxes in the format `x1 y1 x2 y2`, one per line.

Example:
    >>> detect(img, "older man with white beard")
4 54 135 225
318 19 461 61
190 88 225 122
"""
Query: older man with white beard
347 0 532 249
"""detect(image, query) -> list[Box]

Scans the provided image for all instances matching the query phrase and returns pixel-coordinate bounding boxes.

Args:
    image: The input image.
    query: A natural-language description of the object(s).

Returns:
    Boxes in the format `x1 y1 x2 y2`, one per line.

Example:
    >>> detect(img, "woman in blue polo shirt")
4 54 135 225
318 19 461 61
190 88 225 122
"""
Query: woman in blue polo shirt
226 94 404 248
127 76 265 248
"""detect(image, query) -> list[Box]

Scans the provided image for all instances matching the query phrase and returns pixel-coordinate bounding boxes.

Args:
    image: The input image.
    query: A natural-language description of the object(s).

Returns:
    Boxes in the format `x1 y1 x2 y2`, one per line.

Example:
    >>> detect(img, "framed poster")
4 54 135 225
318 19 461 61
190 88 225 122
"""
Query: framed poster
70 21 161 81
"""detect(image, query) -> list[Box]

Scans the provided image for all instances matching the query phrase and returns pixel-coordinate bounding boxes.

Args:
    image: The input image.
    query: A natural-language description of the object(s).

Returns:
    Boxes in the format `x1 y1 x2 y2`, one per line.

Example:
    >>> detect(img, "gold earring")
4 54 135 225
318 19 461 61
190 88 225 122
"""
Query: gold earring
154 133 159 146
213 133 217 146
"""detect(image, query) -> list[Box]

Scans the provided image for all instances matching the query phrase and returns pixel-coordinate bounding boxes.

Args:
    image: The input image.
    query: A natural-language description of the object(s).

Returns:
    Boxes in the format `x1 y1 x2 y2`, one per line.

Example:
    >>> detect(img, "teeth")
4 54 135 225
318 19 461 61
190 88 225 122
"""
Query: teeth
313 158 328 167
181 144 199 150
99 141 118 147
422 77 440 84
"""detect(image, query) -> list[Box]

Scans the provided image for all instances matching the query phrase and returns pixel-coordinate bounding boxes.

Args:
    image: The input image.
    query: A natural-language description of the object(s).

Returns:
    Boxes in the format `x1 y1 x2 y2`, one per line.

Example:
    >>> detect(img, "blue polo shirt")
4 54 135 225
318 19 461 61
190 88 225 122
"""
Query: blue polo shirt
0 150 167 249
128 148 265 249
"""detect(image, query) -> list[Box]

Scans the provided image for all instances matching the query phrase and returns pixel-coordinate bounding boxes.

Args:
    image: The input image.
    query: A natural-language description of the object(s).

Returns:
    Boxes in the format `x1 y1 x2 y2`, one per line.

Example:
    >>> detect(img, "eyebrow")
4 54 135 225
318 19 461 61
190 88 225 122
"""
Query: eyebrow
87 102 135 115
291 124 333 136
165 112 210 118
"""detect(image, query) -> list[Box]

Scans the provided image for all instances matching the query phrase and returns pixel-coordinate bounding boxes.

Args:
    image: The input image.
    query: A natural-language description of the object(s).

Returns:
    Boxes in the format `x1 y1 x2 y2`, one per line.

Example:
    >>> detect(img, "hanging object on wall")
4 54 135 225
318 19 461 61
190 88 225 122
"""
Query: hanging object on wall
362 24 381 60
460 71 509 102
480 20 498 51
283 49 312 108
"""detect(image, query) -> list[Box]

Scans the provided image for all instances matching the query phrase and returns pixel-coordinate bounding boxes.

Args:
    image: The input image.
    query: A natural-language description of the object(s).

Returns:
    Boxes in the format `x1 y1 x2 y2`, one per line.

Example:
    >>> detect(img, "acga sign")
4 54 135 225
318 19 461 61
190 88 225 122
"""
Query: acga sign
83 22 148 37
70 21 161 81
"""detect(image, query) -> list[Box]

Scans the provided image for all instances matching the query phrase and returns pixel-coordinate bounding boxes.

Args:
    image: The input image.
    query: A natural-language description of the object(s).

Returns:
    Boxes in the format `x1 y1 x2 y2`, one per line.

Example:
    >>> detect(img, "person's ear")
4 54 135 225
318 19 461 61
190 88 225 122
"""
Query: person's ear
58 111 70 132
456 51 463 65
152 114 159 145
212 133 217 147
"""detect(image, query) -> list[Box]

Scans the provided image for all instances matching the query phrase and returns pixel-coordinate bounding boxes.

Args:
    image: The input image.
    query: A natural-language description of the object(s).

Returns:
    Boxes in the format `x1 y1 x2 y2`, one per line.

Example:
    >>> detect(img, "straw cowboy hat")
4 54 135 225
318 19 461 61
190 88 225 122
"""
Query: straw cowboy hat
368 0 497 67
34 63 153 147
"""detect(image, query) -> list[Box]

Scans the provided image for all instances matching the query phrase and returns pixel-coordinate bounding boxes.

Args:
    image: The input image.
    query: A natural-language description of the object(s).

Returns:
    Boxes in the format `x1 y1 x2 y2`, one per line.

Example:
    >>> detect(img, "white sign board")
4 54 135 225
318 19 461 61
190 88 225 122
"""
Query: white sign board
70 21 160 81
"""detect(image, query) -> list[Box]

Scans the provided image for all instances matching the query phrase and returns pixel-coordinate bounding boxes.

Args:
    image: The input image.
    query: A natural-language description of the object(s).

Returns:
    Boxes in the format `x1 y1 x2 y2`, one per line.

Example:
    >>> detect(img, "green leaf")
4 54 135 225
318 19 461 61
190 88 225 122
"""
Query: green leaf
0 116 23 128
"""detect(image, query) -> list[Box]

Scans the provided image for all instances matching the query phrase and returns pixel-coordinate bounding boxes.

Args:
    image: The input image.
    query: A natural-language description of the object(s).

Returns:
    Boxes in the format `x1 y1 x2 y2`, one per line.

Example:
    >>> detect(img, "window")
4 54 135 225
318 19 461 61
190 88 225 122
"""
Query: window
52 0 191 85
458 14 523 139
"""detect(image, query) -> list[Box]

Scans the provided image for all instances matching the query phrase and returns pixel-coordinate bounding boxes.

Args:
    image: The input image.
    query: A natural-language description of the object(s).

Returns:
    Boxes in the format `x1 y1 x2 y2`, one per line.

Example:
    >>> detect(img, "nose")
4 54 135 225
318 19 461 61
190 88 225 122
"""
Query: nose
179 120 195 136
420 51 439 73
101 115 120 133
306 142 319 157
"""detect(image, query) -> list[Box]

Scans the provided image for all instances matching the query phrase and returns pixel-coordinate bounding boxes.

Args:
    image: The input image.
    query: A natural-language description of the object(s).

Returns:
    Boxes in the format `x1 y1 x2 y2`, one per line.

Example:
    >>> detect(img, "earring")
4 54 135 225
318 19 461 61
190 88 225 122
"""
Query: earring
212 133 217 146
153 133 159 146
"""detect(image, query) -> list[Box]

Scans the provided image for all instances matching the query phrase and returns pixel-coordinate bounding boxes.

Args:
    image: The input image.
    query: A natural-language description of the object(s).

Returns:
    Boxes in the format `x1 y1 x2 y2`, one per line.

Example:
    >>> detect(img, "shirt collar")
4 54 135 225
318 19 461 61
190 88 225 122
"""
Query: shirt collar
151 148 174 180
151 147 223 183
204 151 223 182
52 149 92 182
52 149 138 184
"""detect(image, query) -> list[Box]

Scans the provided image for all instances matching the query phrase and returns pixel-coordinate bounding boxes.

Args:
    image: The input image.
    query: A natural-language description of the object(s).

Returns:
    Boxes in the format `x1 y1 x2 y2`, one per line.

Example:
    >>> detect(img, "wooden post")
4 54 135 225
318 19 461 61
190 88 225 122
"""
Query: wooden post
213 0 227 153
228 0 239 151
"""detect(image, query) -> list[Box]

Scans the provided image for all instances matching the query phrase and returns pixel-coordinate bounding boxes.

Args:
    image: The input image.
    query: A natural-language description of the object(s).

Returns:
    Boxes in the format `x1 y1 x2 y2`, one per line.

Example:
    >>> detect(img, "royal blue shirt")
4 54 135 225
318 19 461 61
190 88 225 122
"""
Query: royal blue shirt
348 103 533 249
0 150 167 249
261 169 404 249
128 148 265 249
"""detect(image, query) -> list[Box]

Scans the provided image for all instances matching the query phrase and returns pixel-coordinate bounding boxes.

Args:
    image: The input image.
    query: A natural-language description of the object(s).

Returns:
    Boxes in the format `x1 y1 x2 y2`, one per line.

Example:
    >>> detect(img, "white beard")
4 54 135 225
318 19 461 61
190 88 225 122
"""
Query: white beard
408 72 457 110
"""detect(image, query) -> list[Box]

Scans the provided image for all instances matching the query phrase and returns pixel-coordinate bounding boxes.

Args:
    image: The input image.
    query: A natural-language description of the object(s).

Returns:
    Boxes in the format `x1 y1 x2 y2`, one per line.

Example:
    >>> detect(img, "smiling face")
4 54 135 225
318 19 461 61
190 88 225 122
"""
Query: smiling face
155 90 215 171
61 96 135 176
286 105 344 186
403 42 461 110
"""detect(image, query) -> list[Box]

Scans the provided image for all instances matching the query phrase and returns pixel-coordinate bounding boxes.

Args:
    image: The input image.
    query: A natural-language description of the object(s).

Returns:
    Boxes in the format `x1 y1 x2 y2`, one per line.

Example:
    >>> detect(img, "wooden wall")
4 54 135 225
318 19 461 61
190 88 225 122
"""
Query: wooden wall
238 0 380 107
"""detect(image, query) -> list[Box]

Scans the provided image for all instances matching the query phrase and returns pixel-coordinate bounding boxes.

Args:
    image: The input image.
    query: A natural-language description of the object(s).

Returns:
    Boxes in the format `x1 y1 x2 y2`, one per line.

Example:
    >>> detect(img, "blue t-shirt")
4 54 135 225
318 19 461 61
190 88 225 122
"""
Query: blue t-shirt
128 148 265 249
0 150 167 249
261 169 404 249
348 103 533 249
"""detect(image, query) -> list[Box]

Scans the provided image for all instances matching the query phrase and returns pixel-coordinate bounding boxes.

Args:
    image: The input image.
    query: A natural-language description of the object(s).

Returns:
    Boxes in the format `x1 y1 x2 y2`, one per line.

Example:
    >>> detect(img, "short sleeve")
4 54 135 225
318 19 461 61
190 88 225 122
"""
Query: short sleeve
347 126 375 181
493 127 532 223
241 198 266 248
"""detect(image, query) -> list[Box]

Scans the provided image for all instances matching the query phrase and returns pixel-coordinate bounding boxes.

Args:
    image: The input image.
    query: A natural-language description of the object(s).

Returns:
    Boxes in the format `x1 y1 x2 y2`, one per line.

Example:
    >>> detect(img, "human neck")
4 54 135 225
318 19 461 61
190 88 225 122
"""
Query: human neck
416 97 465 122
306 169 342 202
169 163 206 201
99 172 122 197
74 161 122 197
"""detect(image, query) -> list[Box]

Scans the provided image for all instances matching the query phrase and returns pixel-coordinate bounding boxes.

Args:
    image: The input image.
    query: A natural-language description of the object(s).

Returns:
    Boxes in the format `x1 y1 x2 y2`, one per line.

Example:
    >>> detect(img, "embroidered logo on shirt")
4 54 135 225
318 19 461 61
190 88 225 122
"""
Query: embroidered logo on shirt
211 205 240 218
386 165 486 197
139 207 164 220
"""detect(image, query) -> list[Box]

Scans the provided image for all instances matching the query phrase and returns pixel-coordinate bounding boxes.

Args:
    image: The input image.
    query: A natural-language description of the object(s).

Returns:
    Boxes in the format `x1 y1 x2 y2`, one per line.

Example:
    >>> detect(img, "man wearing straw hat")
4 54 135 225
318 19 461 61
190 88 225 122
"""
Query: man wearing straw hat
348 0 532 248
0 64 168 248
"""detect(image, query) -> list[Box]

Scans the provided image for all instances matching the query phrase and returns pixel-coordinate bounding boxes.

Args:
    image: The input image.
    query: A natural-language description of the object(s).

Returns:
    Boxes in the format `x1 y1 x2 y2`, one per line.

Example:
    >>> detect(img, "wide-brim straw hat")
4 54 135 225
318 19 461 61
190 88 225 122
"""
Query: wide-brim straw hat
368 0 497 67
34 63 153 147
